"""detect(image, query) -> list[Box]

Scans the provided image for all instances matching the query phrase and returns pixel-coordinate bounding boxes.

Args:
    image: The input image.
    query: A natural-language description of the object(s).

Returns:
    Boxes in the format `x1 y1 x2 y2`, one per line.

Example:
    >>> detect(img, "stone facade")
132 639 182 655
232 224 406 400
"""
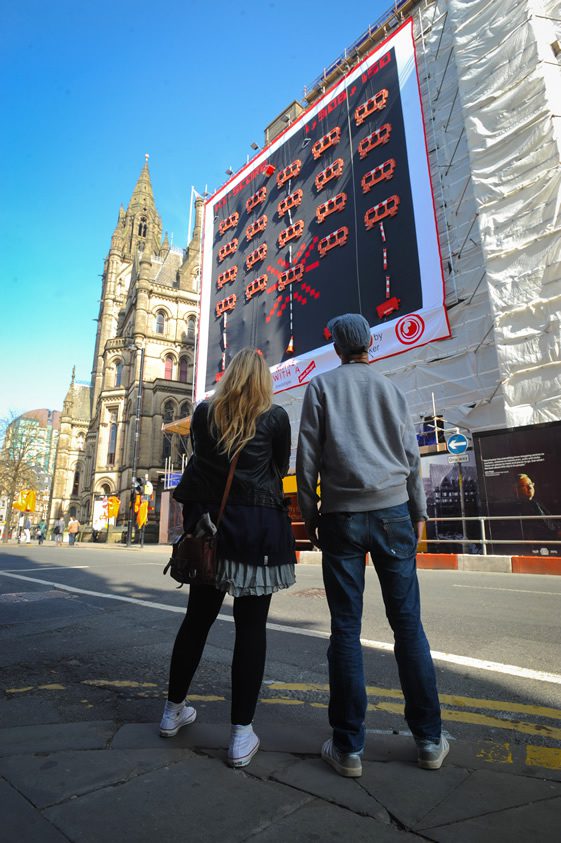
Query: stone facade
48 372 91 521
49 158 201 530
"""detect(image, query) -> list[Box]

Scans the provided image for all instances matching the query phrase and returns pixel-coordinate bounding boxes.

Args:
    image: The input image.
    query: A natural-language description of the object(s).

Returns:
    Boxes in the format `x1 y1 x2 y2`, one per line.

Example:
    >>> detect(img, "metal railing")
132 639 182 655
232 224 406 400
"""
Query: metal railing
303 0 412 98
424 515 561 555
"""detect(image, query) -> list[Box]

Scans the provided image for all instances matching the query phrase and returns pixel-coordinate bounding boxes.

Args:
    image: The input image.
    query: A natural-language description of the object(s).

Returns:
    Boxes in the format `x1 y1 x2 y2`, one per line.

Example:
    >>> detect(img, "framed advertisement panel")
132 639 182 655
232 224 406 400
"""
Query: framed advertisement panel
474 421 561 556
421 451 481 553
196 19 450 398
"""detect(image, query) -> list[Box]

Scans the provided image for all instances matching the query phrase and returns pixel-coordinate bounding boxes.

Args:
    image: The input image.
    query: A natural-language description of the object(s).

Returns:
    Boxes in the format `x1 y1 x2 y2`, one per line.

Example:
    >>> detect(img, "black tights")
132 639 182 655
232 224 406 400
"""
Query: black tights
167 584 272 725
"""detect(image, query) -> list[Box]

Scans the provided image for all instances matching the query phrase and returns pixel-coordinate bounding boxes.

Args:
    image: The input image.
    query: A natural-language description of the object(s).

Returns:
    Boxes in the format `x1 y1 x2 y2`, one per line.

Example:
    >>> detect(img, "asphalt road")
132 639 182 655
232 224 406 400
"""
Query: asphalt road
2 544 561 770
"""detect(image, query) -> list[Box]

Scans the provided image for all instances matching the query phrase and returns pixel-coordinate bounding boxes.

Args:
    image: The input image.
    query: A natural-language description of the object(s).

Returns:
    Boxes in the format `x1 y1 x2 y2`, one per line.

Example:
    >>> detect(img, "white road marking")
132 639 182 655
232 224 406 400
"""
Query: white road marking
453 584 561 597
2 570 561 687
0 571 185 614
0 566 90 573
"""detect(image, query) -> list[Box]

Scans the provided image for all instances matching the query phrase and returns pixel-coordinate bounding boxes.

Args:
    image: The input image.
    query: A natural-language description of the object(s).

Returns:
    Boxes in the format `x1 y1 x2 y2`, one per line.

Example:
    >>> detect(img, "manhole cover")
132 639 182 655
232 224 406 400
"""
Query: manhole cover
293 587 326 599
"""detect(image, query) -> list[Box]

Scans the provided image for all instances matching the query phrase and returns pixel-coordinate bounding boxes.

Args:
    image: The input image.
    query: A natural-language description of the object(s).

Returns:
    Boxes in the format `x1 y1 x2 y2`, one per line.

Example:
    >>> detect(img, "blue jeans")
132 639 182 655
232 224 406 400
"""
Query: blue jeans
319 503 441 753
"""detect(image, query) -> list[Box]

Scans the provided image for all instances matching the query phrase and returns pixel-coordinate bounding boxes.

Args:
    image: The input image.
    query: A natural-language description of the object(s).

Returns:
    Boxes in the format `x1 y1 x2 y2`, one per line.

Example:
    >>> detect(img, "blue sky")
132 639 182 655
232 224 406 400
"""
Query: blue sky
0 0 394 419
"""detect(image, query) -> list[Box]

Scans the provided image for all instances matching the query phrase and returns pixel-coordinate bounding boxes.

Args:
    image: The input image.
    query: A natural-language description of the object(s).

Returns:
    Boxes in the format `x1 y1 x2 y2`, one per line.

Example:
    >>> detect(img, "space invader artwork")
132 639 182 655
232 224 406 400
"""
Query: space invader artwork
197 19 450 397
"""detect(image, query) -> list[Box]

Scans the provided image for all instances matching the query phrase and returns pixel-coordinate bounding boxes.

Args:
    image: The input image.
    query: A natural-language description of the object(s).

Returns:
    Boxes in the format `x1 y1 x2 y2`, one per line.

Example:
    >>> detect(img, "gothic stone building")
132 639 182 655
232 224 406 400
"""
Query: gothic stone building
49 374 91 521
50 158 201 530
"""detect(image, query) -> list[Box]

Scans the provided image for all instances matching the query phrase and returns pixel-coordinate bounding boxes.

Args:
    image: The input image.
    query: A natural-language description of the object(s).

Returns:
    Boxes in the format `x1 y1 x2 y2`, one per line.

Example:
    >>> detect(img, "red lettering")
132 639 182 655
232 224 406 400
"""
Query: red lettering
361 51 392 85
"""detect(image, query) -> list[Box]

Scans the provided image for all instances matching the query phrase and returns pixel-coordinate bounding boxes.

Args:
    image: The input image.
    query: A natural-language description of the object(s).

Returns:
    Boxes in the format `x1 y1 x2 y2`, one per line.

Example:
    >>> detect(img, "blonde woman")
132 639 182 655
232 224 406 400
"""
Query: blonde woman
160 348 296 767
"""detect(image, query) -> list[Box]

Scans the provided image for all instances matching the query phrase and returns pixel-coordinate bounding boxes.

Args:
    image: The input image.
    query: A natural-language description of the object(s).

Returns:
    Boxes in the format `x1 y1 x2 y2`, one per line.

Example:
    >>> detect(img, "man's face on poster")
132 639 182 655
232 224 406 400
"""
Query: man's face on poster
517 474 535 500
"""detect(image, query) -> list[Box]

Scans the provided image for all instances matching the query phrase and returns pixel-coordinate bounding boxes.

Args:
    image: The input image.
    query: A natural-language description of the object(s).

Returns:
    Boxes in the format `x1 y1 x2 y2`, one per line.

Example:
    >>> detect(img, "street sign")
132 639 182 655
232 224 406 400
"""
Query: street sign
446 433 469 455
164 471 182 491
448 454 469 464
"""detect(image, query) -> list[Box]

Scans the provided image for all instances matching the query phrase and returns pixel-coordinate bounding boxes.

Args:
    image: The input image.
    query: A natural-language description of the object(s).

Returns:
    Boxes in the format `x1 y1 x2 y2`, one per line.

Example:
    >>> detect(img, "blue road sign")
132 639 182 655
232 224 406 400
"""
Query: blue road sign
447 433 469 455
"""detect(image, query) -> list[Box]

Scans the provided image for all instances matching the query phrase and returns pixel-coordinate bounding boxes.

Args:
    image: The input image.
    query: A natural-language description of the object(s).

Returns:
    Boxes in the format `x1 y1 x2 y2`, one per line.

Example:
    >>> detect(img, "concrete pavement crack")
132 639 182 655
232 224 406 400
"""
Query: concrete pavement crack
0 775 74 843
239 793 316 841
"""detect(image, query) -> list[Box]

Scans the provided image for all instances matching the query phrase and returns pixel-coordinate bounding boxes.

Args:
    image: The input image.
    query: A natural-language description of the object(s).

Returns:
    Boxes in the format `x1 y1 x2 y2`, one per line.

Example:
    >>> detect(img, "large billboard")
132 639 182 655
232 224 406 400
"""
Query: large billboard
474 421 561 556
196 19 450 398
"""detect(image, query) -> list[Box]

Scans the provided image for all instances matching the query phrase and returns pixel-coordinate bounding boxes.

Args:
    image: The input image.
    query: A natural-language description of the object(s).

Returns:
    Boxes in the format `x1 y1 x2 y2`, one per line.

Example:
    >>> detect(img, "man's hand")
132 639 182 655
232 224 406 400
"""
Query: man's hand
415 520 425 543
305 517 321 549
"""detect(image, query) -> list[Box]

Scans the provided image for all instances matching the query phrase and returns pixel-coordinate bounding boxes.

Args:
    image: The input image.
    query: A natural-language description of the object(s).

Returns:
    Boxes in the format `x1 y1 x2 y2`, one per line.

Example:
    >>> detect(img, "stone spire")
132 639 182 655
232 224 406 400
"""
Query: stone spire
120 155 162 260
110 206 125 253
127 154 156 214
63 367 76 416
161 231 170 257
177 195 204 292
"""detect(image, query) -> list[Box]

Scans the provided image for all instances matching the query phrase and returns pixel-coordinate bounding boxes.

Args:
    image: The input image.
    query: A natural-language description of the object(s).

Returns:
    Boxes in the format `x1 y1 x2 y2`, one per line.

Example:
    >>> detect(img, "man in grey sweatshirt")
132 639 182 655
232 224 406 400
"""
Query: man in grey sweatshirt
296 313 447 778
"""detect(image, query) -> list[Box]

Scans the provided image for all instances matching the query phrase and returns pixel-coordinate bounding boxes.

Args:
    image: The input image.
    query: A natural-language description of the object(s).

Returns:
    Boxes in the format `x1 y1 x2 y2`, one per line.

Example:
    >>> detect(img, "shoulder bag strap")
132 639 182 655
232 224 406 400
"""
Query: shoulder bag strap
216 451 240 528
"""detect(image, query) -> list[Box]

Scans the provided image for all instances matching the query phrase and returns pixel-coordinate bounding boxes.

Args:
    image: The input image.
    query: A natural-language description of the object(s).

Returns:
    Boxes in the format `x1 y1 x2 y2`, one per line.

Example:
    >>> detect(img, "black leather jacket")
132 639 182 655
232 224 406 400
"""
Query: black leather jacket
173 402 291 509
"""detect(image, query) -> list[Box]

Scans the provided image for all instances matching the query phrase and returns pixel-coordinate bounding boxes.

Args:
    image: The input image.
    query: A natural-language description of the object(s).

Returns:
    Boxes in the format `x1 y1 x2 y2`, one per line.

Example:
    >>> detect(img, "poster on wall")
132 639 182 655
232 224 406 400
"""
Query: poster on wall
196 19 449 398
421 451 481 553
474 422 561 556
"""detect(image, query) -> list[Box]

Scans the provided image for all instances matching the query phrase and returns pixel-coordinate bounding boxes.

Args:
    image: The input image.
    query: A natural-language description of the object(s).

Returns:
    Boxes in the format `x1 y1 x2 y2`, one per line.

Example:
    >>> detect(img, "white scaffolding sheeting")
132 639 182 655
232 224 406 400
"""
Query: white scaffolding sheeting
277 0 561 447
447 0 561 425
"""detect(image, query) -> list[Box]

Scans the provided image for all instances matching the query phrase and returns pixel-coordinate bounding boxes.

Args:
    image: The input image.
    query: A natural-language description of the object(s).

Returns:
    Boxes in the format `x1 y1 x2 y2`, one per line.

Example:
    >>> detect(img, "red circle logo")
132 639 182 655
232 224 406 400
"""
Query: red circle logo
395 314 425 345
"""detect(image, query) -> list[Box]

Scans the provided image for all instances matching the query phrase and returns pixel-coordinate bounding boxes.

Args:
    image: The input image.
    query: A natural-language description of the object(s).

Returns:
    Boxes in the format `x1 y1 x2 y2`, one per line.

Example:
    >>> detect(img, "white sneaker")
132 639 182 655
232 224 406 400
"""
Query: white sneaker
159 701 197 737
416 736 450 770
321 738 363 778
228 725 260 768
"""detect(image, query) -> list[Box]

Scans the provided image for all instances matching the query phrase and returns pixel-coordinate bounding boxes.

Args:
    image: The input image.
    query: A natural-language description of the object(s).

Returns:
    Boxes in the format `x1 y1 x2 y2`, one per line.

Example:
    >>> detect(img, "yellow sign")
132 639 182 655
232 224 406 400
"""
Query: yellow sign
107 496 120 519
13 489 36 512
136 500 148 528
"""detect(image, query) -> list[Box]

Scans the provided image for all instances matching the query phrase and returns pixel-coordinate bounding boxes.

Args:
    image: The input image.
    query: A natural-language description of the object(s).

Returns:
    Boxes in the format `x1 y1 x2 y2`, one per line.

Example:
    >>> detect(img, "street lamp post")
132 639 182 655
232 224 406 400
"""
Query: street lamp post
126 343 145 546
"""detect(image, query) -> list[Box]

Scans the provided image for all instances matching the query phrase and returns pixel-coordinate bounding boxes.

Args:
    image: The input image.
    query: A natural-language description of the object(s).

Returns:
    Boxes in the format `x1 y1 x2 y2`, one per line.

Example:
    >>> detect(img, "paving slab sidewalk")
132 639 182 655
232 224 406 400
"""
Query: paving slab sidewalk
1 720 560 842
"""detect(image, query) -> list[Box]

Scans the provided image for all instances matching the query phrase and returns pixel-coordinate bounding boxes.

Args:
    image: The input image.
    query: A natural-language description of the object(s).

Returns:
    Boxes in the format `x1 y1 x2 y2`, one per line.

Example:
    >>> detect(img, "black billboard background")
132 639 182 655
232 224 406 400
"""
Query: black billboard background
206 46 423 389
474 421 561 556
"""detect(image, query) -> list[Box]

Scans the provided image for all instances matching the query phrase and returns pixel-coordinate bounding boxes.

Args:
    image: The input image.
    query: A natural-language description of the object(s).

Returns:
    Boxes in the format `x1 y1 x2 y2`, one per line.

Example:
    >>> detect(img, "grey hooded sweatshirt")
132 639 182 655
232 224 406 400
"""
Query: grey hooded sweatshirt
296 362 427 522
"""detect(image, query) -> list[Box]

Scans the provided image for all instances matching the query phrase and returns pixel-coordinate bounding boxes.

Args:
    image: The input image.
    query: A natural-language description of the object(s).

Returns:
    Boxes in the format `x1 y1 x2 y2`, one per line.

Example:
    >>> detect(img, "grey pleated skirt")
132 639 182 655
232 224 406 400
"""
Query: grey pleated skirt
214 558 295 597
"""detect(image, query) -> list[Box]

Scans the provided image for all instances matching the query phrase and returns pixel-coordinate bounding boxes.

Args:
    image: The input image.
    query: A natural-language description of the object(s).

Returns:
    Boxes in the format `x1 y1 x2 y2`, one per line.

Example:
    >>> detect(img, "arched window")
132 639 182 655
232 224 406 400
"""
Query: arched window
187 316 196 341
178 401 192 457
72 468 80 497
162 401 175 462
155 311 165 335
101 483 111 496
164 354 174 380
114 360 123 388
163 401 175 423
107 413 117 466
138 217 147 237
179 357 188 383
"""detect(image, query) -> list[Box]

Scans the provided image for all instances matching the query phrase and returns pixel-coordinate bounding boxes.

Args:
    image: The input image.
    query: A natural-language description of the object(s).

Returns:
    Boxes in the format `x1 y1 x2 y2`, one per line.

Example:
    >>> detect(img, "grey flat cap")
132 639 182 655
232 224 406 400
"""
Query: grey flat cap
327 313 371 355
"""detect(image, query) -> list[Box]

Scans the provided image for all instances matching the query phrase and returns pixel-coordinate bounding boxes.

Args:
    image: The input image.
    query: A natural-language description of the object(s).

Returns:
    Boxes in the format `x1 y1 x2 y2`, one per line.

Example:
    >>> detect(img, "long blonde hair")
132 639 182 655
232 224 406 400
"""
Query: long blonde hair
209 348 273 458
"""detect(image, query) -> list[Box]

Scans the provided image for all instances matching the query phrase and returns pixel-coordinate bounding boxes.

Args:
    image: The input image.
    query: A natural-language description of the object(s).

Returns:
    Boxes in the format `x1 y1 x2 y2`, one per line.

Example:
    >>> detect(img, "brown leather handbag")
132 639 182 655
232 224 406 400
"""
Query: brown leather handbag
163 453 239 587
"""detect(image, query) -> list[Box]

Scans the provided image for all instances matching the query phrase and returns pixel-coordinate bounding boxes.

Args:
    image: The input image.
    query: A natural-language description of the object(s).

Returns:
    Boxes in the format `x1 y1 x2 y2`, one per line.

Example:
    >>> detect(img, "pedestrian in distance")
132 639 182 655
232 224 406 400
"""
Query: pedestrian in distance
53 516 65 546
67 516 80 546
37 518 47 544
23 515 32 544
162 347 296 768
17 513 25 543
296 313 448 778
